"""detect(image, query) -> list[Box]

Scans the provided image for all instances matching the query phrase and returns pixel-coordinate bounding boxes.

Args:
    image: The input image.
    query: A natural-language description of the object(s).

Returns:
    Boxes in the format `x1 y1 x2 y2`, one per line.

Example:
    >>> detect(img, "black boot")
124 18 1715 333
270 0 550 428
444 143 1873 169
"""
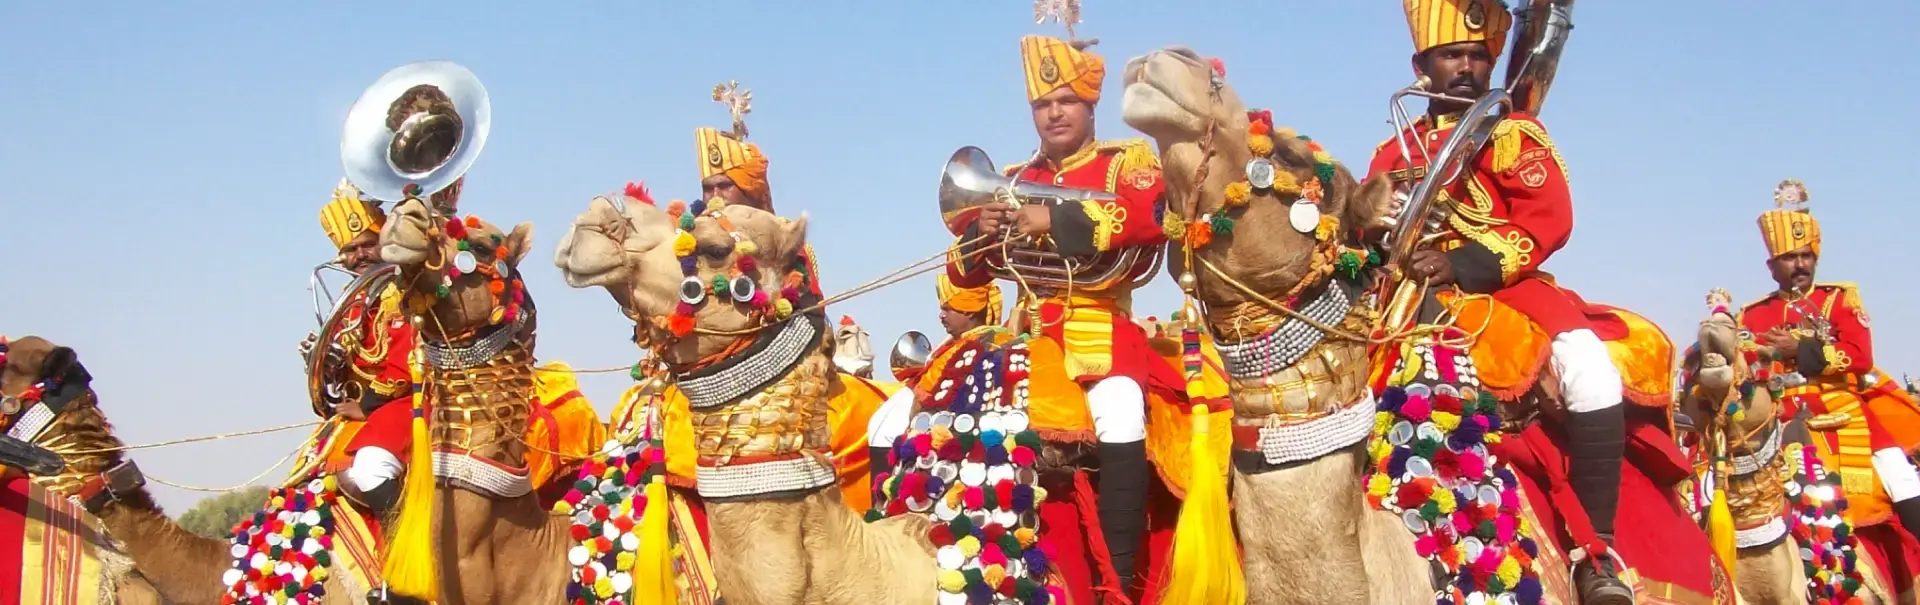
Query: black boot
1567 406 1634 605
1097 441 1149 597
360 480 400 515
1896 496 1920 543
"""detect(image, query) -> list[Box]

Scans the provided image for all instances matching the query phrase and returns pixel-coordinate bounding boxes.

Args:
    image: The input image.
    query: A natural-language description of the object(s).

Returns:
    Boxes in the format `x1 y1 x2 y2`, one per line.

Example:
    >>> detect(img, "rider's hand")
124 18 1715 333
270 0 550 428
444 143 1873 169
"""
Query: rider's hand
299 332 319 363
974 201 1015 235
335 399 368 421
1012 205 1052 238
1761 327 1799 358
1407 249 1456 285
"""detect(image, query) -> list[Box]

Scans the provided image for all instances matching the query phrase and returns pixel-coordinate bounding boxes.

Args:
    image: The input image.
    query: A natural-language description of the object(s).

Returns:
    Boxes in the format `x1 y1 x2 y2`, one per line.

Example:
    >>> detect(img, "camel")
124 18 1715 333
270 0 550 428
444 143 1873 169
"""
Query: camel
555 194 939 605
1118 46 1733 604
831 316 876 379
1679 296 1894 603
374 197 569 604
1 335 319 605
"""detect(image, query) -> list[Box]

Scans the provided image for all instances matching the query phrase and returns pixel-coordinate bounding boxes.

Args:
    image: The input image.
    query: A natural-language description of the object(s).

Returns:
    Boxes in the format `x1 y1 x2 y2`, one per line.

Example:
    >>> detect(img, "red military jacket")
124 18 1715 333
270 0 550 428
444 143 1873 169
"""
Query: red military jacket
344 283 416 411
948 138 1167 291
1737 283 1877 384
1365 112 1574 293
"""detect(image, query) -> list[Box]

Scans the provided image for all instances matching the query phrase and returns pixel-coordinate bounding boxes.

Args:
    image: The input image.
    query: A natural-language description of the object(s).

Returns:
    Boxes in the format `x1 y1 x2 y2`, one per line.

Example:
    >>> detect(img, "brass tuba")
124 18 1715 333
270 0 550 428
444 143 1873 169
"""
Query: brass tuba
339 60 492 205
937 146 1159 293
889 330 934 378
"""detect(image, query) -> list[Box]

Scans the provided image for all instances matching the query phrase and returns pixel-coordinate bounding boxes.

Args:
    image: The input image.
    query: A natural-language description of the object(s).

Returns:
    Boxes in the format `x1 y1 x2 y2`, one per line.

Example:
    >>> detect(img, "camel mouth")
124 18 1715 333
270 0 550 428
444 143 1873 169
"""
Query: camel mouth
380 241 430 266
1119 51 1208 138
554 226 630 289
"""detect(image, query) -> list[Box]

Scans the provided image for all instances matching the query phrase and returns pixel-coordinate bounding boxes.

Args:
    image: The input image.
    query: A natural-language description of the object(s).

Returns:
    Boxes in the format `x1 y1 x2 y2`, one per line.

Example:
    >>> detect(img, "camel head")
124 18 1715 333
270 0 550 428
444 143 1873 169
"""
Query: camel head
1680 289 1775 437
555 192 810 366
378 197 536 341
0 336 151 507
832 317 875 378
1120 47 1393 312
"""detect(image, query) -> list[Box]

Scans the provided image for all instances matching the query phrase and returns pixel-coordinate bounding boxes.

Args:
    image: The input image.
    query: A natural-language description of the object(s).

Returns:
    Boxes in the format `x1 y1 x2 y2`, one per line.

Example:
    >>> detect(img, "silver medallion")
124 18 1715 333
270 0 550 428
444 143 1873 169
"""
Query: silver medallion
1245 158 1277 190
1289 200 1321 233
453 250 477 274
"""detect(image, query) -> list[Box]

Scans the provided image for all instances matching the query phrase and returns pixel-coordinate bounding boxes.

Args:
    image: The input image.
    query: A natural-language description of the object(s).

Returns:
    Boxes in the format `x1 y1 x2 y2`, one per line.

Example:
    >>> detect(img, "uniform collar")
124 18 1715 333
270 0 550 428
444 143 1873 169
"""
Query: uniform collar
1033 138 1100 174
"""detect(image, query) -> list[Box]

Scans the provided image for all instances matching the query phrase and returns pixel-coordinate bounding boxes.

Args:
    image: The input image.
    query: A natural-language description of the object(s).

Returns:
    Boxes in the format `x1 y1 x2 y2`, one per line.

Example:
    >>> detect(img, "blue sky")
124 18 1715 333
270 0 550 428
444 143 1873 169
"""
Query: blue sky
2 1 1915 511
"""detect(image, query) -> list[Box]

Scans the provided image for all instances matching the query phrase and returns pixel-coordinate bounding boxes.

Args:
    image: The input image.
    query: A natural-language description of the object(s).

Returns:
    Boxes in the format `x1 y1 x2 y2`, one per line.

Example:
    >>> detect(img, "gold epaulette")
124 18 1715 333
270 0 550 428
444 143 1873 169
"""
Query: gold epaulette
1489 117 1557 175
1816 282 1865 314
1098 138 1160 173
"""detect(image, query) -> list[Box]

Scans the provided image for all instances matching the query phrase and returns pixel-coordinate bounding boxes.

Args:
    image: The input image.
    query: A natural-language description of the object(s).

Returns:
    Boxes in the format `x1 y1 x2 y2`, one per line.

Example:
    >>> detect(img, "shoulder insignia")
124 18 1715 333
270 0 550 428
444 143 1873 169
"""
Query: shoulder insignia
1816 281 1867 320
1490 117 1563 184
1101 138 1161 173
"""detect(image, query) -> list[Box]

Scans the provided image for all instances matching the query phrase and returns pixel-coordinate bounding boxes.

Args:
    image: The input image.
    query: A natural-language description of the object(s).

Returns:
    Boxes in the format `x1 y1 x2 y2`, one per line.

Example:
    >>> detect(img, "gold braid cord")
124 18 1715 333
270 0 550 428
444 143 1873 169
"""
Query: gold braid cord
430 339 536 468
692 348 834 466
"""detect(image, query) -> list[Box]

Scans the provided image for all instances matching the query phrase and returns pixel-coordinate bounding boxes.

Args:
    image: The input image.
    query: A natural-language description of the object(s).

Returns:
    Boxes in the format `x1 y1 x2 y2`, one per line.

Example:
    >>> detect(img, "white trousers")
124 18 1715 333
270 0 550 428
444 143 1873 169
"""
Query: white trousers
345 446 404 493
863 376 1149 446
1550 329 1624 413
1874 448 1920 502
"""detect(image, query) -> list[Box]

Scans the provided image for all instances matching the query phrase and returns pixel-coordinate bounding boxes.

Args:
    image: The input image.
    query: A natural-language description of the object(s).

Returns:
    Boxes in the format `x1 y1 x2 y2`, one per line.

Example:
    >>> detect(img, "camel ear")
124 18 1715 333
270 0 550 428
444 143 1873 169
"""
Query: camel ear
38 347 91 409
504 223 535 266
39 347 76 383
773 213 809 264
1348 172 1397 233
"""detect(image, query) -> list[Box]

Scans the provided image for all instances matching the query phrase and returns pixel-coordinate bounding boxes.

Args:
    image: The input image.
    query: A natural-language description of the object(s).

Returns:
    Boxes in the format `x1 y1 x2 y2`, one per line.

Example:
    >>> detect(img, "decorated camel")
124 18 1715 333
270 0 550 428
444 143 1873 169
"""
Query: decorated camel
362 194 574 604
1679 292 1892 603
0 335 262 604
555 194 939 604
1116 46 1733 604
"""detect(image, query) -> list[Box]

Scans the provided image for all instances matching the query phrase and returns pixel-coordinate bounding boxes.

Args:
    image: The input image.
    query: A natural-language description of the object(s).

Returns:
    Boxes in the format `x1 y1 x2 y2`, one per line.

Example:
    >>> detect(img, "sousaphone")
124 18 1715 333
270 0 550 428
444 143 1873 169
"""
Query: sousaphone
1375 0 1573 323
307 60 491 414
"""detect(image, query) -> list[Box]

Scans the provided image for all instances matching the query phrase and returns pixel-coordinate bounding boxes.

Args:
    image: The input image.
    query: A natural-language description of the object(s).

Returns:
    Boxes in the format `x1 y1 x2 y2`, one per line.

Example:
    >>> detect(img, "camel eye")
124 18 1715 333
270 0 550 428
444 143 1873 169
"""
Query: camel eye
678 277 708 305
729 275 757 303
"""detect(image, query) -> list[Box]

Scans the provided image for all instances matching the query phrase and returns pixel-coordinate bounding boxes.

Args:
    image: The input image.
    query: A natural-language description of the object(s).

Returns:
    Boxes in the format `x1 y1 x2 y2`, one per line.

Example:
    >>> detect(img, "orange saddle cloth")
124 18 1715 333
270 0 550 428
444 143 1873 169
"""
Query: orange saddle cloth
1434 291 1674 408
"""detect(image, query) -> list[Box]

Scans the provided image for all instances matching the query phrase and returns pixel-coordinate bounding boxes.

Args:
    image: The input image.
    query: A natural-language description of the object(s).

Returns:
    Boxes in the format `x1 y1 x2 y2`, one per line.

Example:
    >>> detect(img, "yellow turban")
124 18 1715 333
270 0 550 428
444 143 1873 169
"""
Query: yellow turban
1020 35 1105 103
319 178 385 250
1404 0 1513 59
937 274 1004 326
695 127 773 208
1759 179 1821 258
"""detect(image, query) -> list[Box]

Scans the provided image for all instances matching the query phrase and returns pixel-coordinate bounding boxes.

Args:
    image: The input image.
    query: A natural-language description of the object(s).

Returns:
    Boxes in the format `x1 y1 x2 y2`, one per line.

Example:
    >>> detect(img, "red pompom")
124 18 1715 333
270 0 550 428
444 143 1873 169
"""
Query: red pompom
1209 57 1226 78
624 181 656 206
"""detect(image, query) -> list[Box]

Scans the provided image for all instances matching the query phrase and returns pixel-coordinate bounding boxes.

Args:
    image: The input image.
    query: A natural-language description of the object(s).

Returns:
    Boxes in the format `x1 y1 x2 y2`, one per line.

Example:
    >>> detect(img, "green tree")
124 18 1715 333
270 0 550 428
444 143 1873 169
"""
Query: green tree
176 486 272 539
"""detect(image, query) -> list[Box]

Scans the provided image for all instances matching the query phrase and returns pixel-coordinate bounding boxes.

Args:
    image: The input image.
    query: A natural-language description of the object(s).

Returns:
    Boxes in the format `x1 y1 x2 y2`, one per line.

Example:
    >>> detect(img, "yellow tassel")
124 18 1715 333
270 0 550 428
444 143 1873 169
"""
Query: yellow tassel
1158 405 1246 605
1707 483 1737 581
381 345 439 601
632 476 677 605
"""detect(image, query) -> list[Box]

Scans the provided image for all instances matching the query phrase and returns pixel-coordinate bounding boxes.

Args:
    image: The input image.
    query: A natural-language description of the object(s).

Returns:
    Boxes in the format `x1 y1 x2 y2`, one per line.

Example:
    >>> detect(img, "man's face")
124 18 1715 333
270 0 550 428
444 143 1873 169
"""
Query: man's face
339 231 382 273
1414 42 1495 112
1767 248 1818 292
1029 87 1095 159
939 307 985 338
701 175 758 209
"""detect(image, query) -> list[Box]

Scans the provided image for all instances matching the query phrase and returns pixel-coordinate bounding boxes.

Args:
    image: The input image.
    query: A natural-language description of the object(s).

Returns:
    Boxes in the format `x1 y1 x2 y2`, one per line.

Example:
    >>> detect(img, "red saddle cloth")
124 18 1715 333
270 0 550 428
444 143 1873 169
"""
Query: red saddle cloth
0 476 107 605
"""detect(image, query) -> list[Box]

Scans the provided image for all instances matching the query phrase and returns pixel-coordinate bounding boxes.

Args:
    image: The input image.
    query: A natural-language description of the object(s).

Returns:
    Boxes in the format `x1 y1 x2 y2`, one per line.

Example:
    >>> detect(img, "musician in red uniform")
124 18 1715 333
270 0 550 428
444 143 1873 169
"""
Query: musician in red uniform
1739 179 1920 543
947 30 1181 590
312 180 419 513
1366 2 1630 601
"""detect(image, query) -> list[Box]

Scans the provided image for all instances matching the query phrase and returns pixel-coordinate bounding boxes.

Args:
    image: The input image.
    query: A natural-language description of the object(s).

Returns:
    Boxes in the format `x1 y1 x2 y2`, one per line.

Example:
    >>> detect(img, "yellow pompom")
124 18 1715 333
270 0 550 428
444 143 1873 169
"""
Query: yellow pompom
1311 150 1334 165
706 198 727 211
311 566 329 582
737 240 759 255
281 525 295 538
1367 472 1392 498
1223 181 1252 207
1314 215 1338 242
1269 169 1302 195
1431 486 1456 513
308 527 326 538
938 570 968 593
1248 134 1274 157
1014 528 1038 548
774 298 794 318
617 552 636 571
983 564 1007 588
322 476 338 491
1431 411 1462 432
553 501 573 514
1373 412 1394 435
1033 486 1048 503
958 536 982 558
1367 438 1392 466
944 483 965 508
1496 553 1522 586
272 496 286 508
595 577 615 598
673 232 697 257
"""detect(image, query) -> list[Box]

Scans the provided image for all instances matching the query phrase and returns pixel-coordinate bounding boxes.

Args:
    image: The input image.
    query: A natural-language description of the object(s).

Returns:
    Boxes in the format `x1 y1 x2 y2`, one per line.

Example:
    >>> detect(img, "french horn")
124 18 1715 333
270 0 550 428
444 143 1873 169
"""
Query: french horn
937 146 1159 293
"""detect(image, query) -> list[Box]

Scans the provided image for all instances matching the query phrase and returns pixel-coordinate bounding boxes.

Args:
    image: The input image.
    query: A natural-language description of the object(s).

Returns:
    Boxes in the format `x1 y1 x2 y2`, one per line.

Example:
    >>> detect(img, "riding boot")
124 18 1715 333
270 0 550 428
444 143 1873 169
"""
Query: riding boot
1097 441 1149 597
360 480 400 516
1567 405 1634 605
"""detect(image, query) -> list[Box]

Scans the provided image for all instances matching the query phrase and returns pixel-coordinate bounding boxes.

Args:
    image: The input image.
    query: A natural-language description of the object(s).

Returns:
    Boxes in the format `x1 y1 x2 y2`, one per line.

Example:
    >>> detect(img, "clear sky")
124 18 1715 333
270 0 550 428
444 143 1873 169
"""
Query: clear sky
2 1 1915 512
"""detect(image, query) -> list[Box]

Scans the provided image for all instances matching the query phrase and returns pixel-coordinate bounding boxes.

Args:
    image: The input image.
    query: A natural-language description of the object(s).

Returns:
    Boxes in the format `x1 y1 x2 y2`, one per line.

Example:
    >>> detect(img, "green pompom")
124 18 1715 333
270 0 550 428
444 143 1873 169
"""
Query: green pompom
864 509 884 523
457 239 470 251
1209 214 1235 235
949 514 974 536
679 213 695 231
711 274 730 296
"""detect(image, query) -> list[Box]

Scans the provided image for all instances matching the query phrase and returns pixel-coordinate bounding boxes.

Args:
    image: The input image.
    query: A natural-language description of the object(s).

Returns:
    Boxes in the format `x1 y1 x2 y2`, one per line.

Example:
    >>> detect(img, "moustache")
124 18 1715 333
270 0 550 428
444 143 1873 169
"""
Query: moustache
1447 77 1477 89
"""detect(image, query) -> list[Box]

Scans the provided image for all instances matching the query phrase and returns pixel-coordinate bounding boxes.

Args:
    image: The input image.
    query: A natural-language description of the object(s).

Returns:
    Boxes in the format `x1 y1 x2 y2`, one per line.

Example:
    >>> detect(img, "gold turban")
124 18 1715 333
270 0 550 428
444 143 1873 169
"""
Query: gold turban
319 178 385 250
937 274 1004 326
1020 35 1105 103
1759 179 1821 258
1403 0 1513 59
695 127 772 208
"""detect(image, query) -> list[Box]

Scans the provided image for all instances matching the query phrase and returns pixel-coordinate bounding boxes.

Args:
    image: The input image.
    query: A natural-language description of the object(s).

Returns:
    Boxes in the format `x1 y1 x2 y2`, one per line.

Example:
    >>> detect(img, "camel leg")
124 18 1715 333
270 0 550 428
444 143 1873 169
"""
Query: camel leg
111 576 166 605
1360 507 1434 603
437 490 500 605
709 495 813 605
1234 448 1372 604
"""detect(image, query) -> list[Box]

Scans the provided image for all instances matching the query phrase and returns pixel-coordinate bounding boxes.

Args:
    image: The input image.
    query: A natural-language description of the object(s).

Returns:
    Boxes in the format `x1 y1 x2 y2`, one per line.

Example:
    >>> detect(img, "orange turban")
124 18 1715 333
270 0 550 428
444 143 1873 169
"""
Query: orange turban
1759 179 1821 258
319 178 385 250
937 274 1004 325
695 126 772 209
1403 0 1513 59
1020 35 1105 103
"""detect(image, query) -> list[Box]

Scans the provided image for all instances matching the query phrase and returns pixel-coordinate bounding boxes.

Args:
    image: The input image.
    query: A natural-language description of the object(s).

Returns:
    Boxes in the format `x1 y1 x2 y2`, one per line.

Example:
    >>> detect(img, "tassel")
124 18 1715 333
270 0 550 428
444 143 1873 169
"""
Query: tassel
1158 404 1246 605
632 475 677 604
382 342 439 600
1708 481 1737 580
